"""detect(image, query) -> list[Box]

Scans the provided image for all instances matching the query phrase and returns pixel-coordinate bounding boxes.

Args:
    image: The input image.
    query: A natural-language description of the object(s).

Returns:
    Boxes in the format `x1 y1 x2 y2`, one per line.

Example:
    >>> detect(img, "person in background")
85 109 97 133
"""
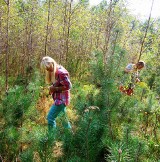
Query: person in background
124 61 145 74
41 56 72 134
119 61 145 96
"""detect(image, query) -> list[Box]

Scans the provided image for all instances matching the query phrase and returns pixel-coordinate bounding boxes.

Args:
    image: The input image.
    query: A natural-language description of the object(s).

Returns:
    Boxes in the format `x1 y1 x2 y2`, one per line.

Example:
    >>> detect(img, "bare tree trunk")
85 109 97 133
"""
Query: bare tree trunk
61 0 73 65
111 30 119 57
96 22 102 49
25 22 29 70
28 7 34 68
65 0 72 64
0 7 2 76
61 0 68 64
109 30 119 76
103 0 113 65
5 0 10 93
44 0 51 56
137 0 154 62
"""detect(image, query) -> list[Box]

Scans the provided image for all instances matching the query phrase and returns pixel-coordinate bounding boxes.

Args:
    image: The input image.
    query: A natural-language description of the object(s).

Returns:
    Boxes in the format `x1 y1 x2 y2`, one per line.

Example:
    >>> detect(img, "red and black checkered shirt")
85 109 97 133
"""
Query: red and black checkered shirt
52 66 72 106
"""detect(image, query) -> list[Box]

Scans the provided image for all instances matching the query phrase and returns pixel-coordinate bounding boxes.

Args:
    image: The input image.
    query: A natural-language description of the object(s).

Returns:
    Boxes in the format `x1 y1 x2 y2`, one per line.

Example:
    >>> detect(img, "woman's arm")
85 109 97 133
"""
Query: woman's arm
49 73 72 93
59 73 72 90
124 63 134 73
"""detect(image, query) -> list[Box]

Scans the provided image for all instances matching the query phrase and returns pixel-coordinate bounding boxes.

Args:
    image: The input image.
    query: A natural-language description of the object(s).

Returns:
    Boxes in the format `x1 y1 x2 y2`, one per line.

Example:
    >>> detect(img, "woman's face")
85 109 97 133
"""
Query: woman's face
46 63 54 72
137 64 144 70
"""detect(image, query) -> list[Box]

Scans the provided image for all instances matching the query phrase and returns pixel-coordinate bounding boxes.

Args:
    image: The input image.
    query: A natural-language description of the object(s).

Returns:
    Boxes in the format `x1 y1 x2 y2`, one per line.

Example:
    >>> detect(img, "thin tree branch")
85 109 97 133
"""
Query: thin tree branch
137 0 154 62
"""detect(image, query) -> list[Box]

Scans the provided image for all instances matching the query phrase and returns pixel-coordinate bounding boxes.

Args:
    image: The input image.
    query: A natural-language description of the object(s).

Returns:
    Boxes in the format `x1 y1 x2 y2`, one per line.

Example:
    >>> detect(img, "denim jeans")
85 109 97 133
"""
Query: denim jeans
47 104 71 129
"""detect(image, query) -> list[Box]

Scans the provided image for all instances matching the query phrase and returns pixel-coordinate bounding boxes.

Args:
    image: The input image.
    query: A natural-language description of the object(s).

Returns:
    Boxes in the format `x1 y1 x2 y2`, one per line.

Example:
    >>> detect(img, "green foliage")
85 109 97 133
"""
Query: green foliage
106 143 131 162
0 76 5 100
1 0 160 161
79 0 89 6
59 81 105 162
0 71 41 161
88 49 160 161
19 149 34 162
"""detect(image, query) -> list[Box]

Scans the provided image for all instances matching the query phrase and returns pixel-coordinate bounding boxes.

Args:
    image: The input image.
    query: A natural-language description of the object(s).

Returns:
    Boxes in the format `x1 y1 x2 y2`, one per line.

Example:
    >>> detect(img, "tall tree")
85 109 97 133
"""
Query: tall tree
137 0 155 62
44 0 51 56
4 0 10 93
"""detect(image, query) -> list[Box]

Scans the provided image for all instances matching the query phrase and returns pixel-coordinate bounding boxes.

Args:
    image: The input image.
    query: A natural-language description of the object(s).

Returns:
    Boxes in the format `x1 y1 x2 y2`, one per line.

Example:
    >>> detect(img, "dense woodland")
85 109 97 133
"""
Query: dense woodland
0 0 160 161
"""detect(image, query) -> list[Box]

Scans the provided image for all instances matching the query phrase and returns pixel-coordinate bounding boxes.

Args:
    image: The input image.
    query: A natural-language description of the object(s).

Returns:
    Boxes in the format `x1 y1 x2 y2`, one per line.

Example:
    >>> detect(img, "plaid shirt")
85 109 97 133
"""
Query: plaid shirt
52 66 72 106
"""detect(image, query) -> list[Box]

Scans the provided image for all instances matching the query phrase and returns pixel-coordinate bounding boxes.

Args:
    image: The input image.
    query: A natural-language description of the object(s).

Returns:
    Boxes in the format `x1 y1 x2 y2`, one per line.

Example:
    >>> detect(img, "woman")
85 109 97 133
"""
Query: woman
41 56 72 133
125 61 145 83
124 61 145 74
120 61 145 96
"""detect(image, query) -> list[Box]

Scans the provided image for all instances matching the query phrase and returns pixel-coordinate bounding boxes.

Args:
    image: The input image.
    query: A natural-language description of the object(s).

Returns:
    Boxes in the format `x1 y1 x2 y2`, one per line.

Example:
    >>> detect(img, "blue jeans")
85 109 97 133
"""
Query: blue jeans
47 104 71 129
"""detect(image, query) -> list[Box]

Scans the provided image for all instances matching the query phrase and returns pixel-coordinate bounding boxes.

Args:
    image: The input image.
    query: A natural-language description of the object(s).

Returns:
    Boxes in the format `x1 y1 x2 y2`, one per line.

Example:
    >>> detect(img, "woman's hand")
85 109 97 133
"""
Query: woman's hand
136 78 140 83
49 85 56 94
49 85 66 94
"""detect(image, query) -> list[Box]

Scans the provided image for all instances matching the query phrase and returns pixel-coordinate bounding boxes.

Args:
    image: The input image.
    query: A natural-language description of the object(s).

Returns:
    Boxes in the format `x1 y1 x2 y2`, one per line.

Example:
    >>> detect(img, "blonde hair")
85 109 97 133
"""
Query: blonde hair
41 56 58 84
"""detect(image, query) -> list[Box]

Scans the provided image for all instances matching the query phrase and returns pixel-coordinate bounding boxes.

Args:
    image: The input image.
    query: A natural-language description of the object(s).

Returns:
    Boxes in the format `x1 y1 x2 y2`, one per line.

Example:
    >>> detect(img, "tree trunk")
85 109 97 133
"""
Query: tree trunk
103 0 113 65
44 0 51 56
28 7 34 68
5 0 10 93
65 0 72 64
137 0 154 62
0 7 2 76
61 0 68 64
